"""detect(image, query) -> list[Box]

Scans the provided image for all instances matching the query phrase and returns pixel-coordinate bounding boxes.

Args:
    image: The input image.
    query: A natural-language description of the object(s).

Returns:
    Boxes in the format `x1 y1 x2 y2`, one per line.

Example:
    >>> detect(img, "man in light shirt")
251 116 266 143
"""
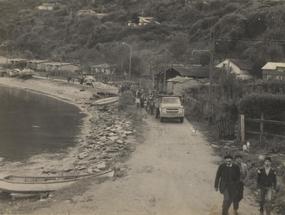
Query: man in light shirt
257 157 277 215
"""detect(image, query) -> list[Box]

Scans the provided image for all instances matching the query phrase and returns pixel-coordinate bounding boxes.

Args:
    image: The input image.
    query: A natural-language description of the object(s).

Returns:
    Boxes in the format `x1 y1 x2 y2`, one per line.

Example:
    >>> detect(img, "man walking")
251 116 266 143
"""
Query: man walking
215 155 241 215
257 157 277 215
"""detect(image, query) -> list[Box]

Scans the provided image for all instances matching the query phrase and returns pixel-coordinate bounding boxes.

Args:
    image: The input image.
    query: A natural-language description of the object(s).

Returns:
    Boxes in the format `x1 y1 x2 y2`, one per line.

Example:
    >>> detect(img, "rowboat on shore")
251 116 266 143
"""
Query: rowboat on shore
0 170 114 194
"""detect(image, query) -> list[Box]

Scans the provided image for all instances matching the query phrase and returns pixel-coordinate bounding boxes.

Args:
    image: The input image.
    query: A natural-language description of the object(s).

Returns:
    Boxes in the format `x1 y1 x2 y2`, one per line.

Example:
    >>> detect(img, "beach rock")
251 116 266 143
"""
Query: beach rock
108 136 119 142
78 152 88 160
116 140 124 144
96 162 107 170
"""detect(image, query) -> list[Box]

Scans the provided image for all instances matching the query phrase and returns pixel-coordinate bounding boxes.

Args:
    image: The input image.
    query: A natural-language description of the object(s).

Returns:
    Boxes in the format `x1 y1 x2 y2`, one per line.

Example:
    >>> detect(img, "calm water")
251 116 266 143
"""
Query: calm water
0 86 83 161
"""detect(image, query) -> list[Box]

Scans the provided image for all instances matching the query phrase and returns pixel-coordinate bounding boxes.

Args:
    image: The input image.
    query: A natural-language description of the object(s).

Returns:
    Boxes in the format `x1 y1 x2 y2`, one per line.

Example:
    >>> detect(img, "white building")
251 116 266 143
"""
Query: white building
216 59 253 80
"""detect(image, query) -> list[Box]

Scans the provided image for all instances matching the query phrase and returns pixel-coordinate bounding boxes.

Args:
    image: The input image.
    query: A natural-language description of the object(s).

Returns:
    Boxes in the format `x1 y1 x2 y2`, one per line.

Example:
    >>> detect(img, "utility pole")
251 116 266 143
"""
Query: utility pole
209 31 215 123
122 42 132 80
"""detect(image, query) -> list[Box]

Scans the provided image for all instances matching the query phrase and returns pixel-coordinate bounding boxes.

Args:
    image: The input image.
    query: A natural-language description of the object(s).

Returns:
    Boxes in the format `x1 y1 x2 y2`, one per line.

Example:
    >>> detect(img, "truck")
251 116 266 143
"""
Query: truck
155 95 185 123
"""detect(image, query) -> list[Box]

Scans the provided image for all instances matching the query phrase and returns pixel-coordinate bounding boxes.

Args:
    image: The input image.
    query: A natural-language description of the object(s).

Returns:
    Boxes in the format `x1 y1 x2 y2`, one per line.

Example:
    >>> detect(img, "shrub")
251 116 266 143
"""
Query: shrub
239 93 285 117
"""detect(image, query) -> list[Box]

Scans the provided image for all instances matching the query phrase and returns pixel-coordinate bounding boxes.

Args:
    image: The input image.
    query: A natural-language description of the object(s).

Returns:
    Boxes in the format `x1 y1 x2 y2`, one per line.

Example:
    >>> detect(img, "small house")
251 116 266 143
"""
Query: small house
37 3 57 11
138 16 160 26
215 59 253 80
77 10 108 19
262 62 285 81
26 60 49 70
38 62 80 77
155 64 209 92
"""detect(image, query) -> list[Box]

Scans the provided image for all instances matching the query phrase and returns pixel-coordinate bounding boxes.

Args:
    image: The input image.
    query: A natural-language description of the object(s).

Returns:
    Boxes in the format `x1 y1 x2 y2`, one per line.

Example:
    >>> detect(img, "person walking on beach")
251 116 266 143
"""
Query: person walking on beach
215 155 241 215
257 157 277 215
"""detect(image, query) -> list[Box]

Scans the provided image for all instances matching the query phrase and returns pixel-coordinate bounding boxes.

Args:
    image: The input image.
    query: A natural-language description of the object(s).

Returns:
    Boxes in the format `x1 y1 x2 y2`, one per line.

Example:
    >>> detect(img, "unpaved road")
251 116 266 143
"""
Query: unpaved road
35 117 259 215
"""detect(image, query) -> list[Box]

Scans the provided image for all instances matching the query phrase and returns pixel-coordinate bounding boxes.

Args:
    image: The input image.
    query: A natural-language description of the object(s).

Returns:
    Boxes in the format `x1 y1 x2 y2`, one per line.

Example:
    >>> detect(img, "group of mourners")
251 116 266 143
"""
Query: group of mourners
215 155 277 215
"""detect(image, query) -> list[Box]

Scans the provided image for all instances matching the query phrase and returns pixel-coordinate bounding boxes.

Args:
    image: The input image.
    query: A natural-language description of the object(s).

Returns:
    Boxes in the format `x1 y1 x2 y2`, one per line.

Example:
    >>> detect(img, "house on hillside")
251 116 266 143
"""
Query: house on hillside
128 16 159 27
262 62 285 81
37 3 57 11
77 10 108 19
138 16 160 26
155 64 209 92
215 59 253 80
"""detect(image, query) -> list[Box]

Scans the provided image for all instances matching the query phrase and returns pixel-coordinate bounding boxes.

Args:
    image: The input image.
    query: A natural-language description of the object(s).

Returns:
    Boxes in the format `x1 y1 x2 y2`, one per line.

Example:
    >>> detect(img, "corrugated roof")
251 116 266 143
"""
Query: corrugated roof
262 62 285 70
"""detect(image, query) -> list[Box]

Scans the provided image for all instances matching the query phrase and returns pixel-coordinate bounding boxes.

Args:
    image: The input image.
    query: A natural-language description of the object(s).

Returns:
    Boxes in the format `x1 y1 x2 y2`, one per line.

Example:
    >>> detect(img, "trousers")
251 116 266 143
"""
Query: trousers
260 187 273 215
222 188 239 215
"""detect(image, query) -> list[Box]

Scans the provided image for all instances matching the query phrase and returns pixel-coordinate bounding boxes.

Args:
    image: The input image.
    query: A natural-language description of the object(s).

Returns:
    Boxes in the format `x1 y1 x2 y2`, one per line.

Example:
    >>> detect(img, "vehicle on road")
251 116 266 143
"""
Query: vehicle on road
155 95 184 123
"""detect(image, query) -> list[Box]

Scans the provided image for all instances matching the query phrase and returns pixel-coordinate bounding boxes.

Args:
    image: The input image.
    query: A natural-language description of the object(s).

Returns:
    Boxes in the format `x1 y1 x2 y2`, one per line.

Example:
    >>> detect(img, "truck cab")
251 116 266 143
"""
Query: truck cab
155 95 184 123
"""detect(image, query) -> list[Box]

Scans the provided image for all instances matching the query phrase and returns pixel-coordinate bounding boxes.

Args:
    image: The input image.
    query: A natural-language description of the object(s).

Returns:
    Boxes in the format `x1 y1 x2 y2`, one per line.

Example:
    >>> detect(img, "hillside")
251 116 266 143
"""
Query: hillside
0 0 284 77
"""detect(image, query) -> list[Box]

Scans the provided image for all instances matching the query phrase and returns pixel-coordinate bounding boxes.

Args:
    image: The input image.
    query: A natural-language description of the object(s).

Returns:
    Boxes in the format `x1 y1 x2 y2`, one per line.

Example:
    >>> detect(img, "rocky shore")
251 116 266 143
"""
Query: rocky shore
0 77 136 181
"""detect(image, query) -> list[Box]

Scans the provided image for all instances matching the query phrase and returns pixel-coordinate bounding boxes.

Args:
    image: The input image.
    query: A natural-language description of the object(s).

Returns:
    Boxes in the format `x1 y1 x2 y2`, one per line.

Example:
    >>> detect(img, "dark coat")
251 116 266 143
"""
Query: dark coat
214 163 241 194
257 167 277 189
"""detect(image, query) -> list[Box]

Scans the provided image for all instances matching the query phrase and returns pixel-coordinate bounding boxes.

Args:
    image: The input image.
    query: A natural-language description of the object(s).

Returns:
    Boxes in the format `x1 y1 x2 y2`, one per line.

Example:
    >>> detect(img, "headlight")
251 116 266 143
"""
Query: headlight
161 108 167 113
178 108 184 114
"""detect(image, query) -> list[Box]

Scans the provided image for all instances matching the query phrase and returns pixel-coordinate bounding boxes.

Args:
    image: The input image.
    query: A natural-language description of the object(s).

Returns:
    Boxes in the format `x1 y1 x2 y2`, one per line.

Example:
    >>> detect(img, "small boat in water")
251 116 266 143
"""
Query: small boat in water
0 170 114 194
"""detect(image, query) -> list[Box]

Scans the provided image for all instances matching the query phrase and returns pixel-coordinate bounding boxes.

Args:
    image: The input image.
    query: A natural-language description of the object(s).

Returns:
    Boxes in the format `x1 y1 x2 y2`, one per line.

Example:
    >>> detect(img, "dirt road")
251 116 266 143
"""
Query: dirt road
35 116 259 215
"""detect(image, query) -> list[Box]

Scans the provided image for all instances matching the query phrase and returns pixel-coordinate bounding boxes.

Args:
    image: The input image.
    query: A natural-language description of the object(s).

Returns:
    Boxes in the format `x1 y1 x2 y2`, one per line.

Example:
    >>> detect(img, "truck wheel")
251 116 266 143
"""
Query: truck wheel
180 117 184 123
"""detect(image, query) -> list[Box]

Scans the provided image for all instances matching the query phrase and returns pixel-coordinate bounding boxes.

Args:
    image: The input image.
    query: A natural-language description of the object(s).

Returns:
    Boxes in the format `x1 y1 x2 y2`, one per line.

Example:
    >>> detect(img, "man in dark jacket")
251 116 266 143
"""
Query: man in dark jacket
257 157 277 215
215 155 241 215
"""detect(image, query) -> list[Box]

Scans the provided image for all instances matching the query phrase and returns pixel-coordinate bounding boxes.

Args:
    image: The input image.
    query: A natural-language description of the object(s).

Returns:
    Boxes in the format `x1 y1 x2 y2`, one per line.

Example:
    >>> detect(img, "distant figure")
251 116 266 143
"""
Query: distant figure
257 157 277 215
135 97 140 109
215 155 241 215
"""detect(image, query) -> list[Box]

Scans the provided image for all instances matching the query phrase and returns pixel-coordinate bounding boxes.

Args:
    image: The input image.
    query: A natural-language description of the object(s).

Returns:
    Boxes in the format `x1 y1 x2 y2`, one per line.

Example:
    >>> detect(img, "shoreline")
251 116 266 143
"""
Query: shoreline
0 77 115 176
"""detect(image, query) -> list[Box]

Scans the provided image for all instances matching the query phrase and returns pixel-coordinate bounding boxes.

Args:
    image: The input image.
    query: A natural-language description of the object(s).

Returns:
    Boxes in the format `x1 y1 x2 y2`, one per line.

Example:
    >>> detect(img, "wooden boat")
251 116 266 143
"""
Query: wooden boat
93 97 119 105
0 170 114 194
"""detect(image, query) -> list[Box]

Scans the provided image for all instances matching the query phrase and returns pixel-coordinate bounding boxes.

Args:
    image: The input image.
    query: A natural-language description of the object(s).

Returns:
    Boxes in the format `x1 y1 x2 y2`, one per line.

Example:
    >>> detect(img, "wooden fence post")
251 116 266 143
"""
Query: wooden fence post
259 112 264 144
240 114 245 144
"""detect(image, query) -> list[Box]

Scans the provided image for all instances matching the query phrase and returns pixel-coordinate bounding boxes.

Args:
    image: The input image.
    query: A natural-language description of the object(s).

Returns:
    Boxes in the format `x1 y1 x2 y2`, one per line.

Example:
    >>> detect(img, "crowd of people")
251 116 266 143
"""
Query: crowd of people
135 88 157 115
215 155 277 215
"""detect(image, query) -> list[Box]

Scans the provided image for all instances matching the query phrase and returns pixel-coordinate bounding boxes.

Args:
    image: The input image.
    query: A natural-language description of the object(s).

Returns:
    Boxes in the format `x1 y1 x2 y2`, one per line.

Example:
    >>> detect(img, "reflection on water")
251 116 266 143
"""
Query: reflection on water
0 86 82 161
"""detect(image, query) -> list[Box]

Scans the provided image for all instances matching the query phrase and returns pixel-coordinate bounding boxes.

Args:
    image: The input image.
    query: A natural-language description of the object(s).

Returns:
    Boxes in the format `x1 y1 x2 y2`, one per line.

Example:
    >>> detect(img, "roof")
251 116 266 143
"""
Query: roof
26 60 48 63
41 62 73 66
167 76 192 83
262 62 285 70
171 65 209 78
216 59 252 71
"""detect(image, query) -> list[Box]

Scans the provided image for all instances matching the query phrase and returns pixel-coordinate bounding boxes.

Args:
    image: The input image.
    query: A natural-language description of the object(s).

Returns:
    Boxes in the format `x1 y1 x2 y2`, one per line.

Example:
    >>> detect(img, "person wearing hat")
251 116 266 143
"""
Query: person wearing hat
257 157 277 215
215 155 241 215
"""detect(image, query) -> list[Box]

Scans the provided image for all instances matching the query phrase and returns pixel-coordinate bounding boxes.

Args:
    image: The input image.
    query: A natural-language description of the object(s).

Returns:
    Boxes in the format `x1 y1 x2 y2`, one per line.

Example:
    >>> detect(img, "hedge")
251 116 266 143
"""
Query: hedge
239 93 285 117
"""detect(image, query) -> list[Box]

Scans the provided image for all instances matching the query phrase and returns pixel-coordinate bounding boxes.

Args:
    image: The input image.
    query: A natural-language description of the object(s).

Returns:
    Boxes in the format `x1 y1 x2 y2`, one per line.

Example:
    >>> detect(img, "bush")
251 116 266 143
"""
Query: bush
239 93 285 117
118 90 134 110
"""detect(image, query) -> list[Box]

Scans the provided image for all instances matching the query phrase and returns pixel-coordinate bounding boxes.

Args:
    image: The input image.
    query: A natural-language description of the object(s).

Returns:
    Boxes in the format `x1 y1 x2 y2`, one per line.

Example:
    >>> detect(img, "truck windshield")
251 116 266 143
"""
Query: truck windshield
161 97 181 104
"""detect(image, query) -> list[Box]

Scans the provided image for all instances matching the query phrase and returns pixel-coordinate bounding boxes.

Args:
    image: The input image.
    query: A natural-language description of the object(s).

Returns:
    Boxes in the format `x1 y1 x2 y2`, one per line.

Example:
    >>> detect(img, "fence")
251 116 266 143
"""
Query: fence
240 114 285 144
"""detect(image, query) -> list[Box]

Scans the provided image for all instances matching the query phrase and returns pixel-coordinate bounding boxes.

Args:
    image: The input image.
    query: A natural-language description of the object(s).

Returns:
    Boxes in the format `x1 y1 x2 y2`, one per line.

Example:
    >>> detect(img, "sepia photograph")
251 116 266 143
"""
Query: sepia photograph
0 0 284 214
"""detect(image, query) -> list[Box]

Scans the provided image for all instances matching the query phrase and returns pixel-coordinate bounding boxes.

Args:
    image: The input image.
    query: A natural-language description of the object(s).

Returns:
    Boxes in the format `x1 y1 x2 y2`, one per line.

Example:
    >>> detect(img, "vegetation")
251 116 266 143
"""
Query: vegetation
0 0 284 77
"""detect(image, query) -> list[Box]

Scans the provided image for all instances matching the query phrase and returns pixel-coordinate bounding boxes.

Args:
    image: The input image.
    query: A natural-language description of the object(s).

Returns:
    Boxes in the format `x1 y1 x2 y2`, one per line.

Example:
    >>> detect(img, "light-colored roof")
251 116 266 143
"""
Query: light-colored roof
167 76 192 83
216 59 252 71
26 60 48 63
262 62 285 70
41 62 72 66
